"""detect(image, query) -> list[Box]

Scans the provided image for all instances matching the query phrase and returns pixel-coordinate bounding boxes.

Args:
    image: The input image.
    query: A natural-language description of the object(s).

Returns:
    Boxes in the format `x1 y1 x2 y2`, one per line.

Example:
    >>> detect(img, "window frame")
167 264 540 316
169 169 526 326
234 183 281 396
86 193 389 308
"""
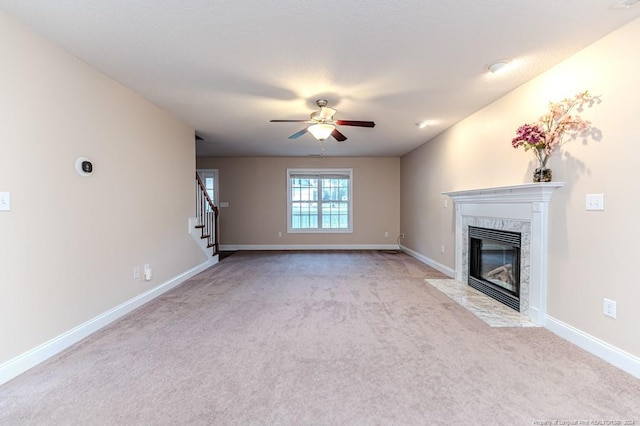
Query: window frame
287 168 353 234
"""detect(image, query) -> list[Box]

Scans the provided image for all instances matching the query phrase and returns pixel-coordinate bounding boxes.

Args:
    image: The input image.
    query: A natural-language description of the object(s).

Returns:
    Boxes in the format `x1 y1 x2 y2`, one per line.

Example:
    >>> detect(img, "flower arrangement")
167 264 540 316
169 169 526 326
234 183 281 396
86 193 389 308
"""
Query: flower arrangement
511 90 597 181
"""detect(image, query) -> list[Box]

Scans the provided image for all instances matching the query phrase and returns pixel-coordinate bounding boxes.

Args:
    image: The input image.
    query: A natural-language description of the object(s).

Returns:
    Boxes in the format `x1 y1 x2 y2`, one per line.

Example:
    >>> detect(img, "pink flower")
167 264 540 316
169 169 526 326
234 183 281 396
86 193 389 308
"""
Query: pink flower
511 124 546 149
512 90 596 167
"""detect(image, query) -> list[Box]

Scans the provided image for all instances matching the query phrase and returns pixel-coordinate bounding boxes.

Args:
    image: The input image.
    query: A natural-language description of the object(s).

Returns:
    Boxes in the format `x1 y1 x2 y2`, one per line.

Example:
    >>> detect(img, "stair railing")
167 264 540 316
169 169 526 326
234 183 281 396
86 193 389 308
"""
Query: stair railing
195 173 219 256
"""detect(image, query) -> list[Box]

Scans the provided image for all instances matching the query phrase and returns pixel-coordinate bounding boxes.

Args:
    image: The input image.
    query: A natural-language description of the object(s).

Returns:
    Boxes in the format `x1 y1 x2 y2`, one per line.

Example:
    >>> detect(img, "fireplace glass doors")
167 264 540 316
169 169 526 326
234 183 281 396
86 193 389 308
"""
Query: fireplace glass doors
468 226 521 311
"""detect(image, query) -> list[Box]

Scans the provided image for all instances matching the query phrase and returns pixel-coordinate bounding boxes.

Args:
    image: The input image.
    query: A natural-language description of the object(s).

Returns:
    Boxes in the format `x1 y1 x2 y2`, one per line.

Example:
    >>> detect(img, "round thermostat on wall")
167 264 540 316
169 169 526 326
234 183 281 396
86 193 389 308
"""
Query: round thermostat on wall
75 157 93 176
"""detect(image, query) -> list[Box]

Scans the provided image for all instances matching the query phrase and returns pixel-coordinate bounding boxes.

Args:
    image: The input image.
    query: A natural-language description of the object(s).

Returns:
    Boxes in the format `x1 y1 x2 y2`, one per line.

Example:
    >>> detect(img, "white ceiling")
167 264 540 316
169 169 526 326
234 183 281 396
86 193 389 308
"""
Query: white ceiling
2 1 640 157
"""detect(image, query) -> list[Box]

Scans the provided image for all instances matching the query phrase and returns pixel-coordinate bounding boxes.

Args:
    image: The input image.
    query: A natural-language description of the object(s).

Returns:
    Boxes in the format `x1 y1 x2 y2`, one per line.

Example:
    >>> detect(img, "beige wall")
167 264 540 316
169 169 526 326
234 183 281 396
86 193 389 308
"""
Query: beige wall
196 157 400 246
0 13 205 363
401 17 640 357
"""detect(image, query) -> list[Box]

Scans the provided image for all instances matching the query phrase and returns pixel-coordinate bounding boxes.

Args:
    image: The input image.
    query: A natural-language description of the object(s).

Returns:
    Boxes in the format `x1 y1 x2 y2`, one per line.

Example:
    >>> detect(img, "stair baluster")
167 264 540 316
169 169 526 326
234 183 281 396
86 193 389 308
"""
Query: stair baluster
195 173 219 256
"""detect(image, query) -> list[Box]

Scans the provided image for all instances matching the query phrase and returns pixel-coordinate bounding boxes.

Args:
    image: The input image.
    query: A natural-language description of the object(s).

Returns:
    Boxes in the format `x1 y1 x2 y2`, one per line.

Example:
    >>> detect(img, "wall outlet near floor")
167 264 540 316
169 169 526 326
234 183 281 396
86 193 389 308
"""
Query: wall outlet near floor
440 244 445 254
277 231 282 238
133 266 140 280
603 298 617 319
384 231 389 237
400 233 405 239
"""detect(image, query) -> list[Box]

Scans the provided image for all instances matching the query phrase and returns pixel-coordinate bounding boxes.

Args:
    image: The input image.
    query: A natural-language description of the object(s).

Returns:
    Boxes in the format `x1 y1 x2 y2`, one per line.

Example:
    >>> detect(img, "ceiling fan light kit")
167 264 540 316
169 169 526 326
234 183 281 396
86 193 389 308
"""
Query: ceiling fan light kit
270 99 375 143
308 123 335 141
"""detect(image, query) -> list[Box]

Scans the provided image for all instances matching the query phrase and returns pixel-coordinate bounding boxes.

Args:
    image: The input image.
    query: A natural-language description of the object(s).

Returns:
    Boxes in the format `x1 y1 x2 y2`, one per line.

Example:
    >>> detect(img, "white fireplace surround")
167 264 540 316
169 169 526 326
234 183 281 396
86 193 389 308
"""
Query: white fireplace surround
443 183 563 325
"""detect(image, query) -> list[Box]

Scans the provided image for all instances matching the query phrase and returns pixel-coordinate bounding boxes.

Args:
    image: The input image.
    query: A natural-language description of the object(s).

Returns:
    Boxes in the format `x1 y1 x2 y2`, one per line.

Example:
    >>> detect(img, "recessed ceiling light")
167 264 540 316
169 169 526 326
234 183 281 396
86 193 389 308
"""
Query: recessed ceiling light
416 120 432 129
612 0 640 8
487 59 512 74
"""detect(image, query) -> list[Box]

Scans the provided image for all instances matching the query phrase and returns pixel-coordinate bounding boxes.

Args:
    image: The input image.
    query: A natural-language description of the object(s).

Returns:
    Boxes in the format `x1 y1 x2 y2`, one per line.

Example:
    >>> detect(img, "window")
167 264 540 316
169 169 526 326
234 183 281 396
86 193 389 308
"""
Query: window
287 168 353 233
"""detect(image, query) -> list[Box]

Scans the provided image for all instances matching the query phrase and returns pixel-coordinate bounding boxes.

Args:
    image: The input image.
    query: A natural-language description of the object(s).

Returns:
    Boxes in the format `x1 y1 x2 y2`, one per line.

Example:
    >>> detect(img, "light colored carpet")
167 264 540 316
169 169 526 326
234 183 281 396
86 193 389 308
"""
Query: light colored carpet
1 250 639 425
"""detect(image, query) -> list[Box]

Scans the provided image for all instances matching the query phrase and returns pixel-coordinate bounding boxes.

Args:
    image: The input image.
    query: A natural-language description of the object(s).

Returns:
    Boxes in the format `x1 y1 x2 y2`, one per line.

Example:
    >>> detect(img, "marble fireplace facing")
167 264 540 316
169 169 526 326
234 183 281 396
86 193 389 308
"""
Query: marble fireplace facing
443 183 563 325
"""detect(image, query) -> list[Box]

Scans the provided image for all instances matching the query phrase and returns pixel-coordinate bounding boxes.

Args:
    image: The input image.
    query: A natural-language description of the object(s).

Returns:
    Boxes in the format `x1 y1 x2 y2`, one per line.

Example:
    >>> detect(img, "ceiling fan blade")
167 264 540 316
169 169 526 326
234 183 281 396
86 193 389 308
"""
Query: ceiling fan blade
288 128 309 139
270 119 311 123
335 120 375 128
331 128 347 142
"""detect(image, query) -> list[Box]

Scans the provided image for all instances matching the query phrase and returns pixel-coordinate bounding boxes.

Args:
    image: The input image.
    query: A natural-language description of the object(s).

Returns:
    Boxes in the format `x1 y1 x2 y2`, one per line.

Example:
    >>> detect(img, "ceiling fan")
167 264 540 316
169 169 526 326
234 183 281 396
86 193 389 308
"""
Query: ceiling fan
270 99 375 142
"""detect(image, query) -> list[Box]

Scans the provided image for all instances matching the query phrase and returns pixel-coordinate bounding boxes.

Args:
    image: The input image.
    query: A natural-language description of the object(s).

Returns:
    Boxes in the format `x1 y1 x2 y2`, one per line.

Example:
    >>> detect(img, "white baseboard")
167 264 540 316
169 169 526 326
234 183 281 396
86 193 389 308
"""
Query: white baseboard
6 253 636 388
220 244 401 251
545 315 640 379
0 259 216 386
400 245 455 277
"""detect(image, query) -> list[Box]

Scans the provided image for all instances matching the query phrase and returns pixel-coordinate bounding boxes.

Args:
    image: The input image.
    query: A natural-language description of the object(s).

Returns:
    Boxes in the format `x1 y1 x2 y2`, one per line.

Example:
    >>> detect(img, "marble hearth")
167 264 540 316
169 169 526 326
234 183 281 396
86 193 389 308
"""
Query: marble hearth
443 183 563 325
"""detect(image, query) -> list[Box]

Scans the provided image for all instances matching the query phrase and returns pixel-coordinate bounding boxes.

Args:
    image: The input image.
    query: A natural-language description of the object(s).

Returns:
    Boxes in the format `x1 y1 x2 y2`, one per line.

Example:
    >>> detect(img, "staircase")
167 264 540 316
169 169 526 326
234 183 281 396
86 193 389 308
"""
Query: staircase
194 172 219 257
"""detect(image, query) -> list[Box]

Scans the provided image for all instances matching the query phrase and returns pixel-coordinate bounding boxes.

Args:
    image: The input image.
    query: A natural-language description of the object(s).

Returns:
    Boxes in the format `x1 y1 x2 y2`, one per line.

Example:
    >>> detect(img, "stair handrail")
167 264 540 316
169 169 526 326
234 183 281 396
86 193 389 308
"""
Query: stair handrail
195 173 219 256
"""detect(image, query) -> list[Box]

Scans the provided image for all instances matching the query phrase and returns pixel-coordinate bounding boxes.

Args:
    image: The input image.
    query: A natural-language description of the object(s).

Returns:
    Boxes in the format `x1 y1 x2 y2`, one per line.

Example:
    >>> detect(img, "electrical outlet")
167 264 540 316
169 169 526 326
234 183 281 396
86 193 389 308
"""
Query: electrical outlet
443 199 448 208
384 231 389 237
440 245 445 254
400 233 405 238
603 298 617 319
277 231 282 238
133 266 140 280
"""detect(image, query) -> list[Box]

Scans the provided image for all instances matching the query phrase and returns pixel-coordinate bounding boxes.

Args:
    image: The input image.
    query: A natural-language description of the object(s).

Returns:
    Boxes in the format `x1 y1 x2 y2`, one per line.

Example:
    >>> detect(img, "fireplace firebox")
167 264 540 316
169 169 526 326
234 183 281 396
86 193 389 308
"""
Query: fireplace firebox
468 226 521 311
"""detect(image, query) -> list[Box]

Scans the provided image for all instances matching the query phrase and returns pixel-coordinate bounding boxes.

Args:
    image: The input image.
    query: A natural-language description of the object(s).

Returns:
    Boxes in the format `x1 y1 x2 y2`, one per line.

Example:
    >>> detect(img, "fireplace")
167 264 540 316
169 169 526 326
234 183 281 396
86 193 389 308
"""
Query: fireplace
468 226 521 311
443 182 563 324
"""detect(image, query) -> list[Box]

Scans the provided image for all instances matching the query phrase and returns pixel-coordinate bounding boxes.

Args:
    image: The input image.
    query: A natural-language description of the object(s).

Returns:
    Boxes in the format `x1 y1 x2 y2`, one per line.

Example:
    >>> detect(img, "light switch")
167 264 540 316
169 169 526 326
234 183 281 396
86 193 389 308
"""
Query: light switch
585 193 604 211
220 202 229 208
0 192 10 211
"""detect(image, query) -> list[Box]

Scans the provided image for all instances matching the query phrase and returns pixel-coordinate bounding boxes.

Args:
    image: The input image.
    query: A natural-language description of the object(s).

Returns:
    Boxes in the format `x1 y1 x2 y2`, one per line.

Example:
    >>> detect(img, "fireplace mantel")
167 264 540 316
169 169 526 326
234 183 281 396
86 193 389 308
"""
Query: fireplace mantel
444 182 564 204
443 183 564 325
